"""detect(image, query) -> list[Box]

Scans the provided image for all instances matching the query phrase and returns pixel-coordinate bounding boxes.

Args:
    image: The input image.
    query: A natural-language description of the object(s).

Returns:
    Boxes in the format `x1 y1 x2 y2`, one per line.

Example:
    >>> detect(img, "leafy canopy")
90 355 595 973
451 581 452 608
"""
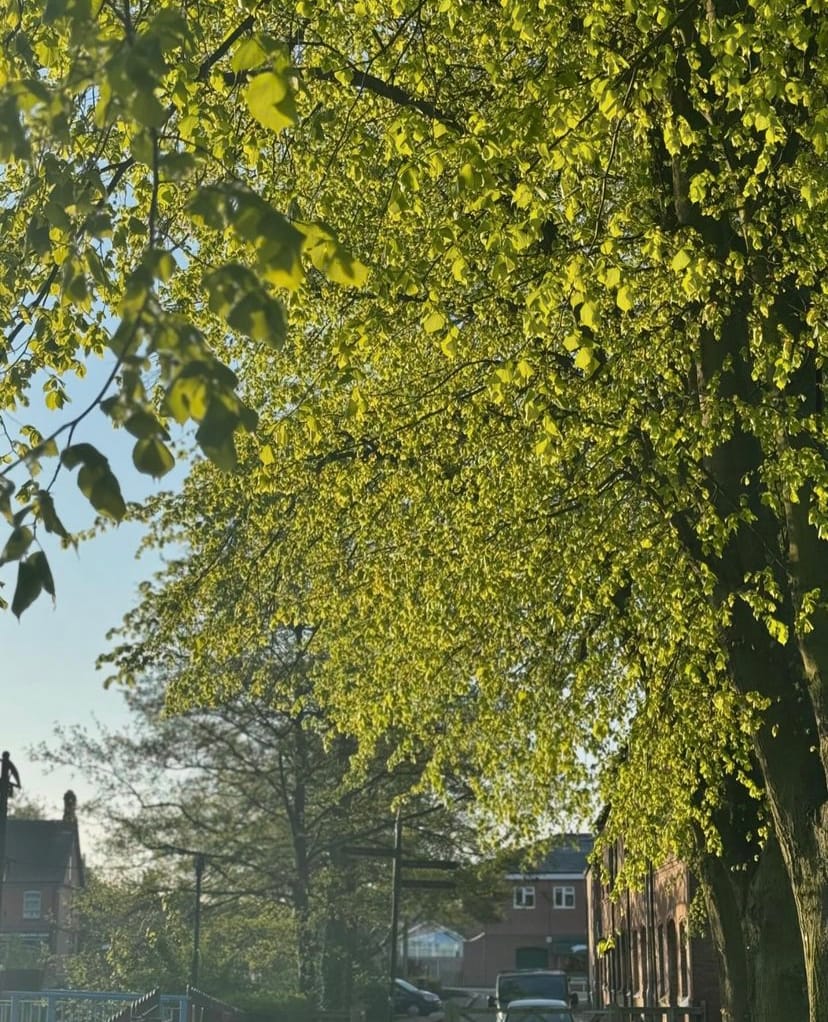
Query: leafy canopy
0 0 368 614
9 0 828 962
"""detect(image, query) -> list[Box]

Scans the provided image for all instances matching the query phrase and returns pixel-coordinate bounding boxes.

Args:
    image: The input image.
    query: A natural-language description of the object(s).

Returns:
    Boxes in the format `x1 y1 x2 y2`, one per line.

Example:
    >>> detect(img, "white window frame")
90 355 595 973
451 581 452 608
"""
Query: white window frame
513 885 536 909
553 885 576 909
22 891 42 920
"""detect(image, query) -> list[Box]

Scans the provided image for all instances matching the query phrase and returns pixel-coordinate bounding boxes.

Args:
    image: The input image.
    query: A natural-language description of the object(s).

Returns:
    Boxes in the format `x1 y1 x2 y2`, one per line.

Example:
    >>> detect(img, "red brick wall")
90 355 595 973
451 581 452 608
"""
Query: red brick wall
461 877 588 986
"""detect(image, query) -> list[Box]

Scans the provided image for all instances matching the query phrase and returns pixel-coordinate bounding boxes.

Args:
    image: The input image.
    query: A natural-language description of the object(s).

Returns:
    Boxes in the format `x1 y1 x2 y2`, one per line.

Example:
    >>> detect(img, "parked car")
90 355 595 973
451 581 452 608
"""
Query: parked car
502 998 575 1022
393 978 443 1017
488 970 570 1022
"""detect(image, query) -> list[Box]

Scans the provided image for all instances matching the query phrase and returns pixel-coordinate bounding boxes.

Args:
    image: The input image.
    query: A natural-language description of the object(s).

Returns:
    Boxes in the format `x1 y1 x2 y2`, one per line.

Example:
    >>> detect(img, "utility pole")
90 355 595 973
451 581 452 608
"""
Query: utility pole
191 853 206 989
341 810 459 1022
0 752 21 930
388 809 403 1022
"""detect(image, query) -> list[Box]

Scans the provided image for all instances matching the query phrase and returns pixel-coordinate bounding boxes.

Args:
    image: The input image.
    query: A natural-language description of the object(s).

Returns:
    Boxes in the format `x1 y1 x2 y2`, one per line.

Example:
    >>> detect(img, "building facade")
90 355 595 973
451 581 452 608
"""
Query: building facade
586 844 720 1018
461 834 593 989
0 792 85 989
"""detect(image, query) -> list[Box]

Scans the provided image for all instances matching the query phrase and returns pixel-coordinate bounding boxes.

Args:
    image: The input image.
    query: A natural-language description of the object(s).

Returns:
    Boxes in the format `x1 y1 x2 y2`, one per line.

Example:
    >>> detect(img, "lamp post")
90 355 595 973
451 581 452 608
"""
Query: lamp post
191 853 206 989
388 809 403 1022
0 752 21 929
155 844 208 991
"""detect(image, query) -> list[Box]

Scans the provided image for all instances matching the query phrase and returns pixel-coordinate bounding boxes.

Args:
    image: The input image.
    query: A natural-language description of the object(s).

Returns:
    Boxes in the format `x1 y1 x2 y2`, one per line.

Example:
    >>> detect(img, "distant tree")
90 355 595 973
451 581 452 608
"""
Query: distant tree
43 646 486 1007
7 794 48 819
64 869 297 999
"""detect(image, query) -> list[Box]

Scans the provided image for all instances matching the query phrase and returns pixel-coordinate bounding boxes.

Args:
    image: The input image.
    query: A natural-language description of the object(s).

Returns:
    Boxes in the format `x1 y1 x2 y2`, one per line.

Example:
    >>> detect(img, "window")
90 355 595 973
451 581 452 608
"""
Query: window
553 885 575 909
679 920 689 1000
513 885 535 909
22 891 41 920
0 933 50 968
657 924 665 997
667 919 678 1002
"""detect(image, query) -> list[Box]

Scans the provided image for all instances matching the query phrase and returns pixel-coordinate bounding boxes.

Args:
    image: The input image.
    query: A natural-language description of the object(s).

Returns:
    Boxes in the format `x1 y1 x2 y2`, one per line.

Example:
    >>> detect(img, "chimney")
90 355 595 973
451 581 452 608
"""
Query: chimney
62 790 77 825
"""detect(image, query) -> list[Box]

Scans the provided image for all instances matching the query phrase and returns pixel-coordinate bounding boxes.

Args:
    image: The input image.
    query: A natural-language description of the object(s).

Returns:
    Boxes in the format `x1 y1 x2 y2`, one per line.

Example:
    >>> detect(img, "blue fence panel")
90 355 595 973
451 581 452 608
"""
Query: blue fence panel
0 991 189 1022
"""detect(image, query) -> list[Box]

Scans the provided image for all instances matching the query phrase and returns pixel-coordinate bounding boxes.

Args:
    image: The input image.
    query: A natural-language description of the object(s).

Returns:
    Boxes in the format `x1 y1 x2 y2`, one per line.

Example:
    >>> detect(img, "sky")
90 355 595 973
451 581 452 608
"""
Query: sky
0 356 187 824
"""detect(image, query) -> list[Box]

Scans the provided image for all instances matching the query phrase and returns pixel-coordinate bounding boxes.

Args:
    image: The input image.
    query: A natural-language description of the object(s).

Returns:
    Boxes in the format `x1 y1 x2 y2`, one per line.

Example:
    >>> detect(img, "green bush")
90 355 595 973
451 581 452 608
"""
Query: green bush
357 981 389 1022
230 993 316 1022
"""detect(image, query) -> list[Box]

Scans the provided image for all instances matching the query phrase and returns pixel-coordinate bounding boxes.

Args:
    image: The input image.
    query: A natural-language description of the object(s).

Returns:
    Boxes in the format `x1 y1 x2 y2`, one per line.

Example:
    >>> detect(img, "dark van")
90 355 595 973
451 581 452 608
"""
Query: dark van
488 971 570 1019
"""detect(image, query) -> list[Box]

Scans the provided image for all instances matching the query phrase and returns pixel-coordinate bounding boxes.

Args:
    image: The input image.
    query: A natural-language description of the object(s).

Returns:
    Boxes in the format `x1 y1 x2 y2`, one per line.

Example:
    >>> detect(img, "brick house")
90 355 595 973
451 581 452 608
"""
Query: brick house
0 792 85 989
461 834 593 989
585 845 720 1018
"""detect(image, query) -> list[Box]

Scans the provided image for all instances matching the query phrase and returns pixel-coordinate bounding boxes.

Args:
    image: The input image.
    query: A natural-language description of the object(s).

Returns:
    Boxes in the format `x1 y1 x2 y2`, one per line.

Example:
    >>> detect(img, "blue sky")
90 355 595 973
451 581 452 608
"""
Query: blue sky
0 357 186 819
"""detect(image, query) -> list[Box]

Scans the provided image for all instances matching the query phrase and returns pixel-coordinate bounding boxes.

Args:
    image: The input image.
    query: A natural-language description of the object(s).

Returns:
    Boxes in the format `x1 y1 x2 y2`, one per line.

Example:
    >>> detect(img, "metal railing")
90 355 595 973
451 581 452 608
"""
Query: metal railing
443 1004 706 1022
0 991 189 1022
573 1010 705 1022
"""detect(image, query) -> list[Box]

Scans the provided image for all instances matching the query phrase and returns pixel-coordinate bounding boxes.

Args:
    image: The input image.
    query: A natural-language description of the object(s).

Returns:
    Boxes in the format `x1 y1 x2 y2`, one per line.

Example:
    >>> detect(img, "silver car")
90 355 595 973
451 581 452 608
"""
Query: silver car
502 998 575 1022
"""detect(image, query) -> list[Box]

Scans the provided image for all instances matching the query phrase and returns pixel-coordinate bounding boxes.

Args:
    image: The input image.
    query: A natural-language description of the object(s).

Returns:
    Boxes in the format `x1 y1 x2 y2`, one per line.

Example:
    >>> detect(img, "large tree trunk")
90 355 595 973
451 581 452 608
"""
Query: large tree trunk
679 162 828 1014
709 483 828 1019
663 10 828 1013
693 777 807 1022
745 835 808 1021
781 481 828 1019
695 852 751 1022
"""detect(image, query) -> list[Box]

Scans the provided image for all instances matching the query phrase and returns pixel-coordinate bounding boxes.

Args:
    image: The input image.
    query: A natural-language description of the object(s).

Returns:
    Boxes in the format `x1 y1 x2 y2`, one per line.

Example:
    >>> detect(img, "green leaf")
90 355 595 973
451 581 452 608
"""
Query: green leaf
76 465 127 521
10 550 55 616
580 301 599 329
204 263 287 345
131 90 168 129
424 311 446 334
227 292 287 347
303 227 370 288
0 526 33 566
125 410 168 440
165 374 209 424
616 285 634 312
12 556 44 618
133 437 175 478
245 72 296 134
43 0 69 21
61 443 106 471
0 481 14 525
231 37 269 72
158 151 197 181
196 399 240 471
671 248 692 272
28 551 55 599
36 491 70 541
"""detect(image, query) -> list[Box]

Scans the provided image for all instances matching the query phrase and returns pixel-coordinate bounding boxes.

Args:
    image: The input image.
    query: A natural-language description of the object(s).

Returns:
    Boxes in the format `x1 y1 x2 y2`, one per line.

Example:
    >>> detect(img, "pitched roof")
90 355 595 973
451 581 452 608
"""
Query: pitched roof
407 921 465 943
5 819 84 885
507 833 594 876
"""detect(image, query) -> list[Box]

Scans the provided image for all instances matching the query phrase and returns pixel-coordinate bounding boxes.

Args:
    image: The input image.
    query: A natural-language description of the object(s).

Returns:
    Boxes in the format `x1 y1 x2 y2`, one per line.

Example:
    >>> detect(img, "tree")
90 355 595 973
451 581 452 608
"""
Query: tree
11 0 828 1016
43 656 485 1007
7 793 48 819
0 0 367 616
63 868 298 999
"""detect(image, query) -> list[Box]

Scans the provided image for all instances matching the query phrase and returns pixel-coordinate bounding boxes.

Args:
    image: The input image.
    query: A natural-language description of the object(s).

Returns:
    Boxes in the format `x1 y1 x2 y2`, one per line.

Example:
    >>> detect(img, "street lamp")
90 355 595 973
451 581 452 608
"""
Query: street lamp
152 844 209 991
